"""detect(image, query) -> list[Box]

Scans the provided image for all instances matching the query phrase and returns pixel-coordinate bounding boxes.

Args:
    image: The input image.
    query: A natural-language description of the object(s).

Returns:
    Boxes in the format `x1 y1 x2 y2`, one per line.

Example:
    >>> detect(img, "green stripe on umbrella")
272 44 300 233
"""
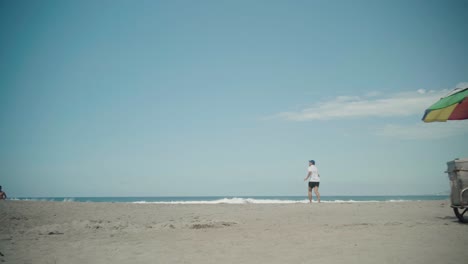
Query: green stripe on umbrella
426 88 468 110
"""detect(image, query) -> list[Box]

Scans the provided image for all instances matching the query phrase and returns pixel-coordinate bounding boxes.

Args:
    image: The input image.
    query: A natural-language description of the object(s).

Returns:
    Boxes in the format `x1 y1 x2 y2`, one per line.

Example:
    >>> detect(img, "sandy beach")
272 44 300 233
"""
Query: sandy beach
0 200 467 264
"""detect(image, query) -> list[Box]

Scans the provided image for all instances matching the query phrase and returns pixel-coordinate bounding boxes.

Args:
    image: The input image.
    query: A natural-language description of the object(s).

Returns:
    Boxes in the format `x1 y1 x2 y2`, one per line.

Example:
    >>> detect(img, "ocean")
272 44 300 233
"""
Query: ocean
10 195 448 204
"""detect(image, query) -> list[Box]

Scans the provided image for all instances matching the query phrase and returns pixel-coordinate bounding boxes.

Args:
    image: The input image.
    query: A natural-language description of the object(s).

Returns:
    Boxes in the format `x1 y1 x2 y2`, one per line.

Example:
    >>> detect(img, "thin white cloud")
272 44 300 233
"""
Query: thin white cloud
456 82 468 89
376 122 468 140
417 89 426 94
274 90 447 121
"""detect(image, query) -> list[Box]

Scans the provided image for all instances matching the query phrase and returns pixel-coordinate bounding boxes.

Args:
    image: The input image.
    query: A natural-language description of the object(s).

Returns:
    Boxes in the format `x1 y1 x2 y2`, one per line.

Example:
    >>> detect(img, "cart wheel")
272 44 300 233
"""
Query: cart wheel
453 208 468 223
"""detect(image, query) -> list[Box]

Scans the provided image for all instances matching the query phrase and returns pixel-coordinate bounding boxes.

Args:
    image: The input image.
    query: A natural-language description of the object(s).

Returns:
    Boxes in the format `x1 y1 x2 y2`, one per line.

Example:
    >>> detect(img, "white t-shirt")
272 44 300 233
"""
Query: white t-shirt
308 165 320 182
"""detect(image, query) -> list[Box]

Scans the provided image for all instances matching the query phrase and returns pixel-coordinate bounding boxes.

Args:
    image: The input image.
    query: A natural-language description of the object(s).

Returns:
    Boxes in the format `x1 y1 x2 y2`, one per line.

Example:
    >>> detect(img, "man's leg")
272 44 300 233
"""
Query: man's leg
314 186 320 203
308 187 312 203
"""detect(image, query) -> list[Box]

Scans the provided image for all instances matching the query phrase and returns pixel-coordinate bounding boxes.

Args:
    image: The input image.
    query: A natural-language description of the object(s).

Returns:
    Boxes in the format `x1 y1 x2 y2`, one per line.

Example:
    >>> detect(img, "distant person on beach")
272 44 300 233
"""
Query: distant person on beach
0 186 7 200
304 160 320 203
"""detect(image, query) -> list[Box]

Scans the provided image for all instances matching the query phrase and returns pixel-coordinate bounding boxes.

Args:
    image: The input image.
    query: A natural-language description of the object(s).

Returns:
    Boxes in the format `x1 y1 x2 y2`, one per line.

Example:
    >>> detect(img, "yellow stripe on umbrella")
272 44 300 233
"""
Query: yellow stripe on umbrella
423 103 459 122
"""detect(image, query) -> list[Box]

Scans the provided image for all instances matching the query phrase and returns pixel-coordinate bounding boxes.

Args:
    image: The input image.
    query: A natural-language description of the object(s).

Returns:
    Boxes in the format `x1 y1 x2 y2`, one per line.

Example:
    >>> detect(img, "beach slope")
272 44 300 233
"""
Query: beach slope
1 200 467 264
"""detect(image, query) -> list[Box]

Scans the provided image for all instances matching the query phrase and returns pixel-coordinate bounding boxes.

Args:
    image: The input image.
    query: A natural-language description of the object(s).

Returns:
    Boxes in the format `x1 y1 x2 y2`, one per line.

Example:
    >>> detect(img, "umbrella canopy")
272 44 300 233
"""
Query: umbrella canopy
422 87 468 122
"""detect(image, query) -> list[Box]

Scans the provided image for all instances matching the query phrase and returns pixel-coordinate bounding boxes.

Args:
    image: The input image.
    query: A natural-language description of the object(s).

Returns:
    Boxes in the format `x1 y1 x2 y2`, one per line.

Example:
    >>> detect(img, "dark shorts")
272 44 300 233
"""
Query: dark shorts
308 182 320 189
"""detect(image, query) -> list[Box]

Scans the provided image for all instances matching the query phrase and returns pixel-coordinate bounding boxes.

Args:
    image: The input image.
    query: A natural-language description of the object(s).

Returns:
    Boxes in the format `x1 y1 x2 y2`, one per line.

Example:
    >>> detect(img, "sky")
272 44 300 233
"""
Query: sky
1 0 467 197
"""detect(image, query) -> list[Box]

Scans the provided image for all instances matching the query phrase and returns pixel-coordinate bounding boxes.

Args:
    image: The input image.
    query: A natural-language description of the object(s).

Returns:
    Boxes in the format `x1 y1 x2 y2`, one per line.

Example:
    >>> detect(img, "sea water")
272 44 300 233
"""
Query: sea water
10 195 448 204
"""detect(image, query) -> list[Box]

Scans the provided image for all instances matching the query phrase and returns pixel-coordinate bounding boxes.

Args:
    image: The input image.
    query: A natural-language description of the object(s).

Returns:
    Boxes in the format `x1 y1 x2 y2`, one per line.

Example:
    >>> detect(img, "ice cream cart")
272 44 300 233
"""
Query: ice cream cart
446 158 468 223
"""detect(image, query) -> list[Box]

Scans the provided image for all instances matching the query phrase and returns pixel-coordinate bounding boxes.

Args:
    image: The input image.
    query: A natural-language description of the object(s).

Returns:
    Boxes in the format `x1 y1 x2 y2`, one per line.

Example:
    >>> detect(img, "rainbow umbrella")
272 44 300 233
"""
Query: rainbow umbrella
422 87 468 122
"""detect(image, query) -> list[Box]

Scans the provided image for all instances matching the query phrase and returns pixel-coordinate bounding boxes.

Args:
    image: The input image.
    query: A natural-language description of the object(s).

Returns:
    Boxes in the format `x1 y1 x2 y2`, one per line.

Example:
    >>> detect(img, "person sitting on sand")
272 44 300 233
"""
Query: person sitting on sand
0 186 7 200
304 160 320 203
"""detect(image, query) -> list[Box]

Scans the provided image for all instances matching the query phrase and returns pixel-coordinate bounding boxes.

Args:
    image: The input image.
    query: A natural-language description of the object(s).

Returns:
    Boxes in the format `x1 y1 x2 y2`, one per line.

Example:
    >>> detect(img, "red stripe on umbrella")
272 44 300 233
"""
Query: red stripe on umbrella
449 98 468 120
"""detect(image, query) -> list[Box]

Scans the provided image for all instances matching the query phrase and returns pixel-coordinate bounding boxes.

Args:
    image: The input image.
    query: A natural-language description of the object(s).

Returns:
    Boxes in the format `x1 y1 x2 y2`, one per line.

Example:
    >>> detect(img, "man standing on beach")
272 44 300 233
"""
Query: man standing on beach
304 160 320 203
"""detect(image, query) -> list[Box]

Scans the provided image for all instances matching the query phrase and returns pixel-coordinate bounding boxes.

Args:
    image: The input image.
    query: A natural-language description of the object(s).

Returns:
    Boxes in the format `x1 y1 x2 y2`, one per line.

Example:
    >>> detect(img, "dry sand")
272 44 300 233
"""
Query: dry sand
1 200 467 264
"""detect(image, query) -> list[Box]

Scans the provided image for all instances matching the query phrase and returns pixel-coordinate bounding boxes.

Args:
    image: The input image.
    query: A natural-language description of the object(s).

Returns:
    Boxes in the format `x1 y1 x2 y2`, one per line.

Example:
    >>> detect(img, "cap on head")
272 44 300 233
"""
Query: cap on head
309 160 315 165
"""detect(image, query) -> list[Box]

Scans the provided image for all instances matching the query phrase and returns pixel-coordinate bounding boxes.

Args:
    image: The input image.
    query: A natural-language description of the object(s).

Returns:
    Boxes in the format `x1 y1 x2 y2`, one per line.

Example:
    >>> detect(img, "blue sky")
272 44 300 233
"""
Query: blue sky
1 0 467 197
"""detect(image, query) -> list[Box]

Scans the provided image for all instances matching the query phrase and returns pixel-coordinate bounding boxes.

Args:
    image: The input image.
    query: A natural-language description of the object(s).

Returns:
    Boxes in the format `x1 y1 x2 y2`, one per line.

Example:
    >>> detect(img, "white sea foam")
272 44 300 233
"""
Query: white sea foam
133 198 306 204
131 198 409 205
9 196 438 204
10 198 54 202
10 197 75 202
